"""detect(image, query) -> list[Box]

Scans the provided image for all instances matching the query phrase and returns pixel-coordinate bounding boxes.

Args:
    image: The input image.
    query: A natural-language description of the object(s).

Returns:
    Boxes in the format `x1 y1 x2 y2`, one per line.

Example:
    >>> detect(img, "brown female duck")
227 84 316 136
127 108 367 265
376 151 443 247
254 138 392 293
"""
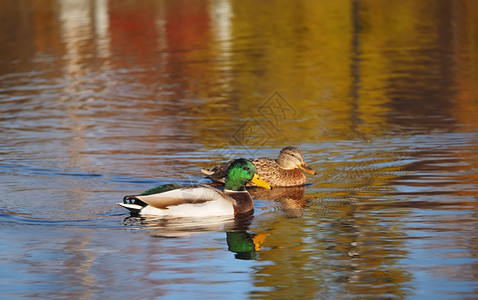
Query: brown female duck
202 146 316 187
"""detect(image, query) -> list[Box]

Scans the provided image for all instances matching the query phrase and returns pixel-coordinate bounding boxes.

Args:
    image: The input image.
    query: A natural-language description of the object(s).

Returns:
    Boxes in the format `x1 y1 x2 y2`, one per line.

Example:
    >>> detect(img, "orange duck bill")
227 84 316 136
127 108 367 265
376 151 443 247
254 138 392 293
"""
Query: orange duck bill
299 163 316 175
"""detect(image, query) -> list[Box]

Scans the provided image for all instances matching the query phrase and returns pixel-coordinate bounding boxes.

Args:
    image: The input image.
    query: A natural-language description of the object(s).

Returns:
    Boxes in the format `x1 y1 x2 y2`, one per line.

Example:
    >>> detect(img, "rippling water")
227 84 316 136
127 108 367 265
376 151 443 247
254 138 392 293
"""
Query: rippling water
1 0 478 299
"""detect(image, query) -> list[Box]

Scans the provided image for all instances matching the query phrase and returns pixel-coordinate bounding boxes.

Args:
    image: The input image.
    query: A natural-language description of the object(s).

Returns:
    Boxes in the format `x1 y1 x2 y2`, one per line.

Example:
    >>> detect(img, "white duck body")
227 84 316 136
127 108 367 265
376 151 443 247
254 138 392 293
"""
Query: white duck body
118 185 252 217
118 159 271 217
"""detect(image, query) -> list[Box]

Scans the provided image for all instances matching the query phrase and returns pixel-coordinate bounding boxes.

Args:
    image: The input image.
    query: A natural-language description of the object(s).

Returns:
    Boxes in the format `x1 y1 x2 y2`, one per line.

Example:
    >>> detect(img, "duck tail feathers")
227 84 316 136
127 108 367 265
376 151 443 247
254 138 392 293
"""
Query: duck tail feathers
201 168 215 176
201 165 228 183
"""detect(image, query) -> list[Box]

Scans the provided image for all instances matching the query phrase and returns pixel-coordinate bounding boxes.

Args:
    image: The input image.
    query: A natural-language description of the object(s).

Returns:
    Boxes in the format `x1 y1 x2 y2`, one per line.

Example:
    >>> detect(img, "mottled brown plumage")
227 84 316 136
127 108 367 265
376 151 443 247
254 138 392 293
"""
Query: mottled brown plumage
202 146 316 187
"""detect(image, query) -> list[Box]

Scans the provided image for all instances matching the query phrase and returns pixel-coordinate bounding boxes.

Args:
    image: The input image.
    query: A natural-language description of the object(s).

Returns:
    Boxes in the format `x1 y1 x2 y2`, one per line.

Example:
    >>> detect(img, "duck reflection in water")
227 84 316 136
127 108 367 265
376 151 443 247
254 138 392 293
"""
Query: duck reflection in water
121 185 309 260
226 230 271 260
248 185 309 218
123 213 271 260
120 184 308 259
121 185 310 259
119 156 311 259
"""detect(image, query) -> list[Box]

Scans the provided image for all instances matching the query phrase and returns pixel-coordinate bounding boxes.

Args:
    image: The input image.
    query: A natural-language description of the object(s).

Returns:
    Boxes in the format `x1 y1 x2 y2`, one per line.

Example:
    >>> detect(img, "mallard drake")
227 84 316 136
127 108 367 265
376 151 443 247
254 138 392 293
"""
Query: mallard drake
118 159 271 217
201 146 316 187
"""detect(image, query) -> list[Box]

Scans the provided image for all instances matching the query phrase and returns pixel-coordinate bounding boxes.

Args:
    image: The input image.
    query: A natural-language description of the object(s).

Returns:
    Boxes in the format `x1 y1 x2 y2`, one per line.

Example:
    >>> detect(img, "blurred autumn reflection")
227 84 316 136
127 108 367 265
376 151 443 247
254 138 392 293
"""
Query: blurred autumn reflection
2 1 477 150
1 0 478 299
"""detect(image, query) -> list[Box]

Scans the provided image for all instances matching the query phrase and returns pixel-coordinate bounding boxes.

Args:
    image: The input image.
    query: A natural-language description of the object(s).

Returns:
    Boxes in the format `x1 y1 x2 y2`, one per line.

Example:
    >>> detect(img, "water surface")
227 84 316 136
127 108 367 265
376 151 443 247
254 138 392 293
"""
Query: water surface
1 0 478 299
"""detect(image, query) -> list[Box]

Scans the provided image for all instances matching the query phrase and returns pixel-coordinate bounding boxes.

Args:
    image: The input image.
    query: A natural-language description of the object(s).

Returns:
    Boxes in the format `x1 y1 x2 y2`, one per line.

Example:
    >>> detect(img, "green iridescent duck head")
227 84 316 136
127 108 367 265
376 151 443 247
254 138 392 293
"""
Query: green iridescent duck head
224 159 271 191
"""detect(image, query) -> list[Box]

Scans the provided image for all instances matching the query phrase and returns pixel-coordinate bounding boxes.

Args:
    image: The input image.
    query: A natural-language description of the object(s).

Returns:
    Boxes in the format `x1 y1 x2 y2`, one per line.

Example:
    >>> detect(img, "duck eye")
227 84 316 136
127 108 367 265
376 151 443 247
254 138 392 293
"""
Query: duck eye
243 167 249 171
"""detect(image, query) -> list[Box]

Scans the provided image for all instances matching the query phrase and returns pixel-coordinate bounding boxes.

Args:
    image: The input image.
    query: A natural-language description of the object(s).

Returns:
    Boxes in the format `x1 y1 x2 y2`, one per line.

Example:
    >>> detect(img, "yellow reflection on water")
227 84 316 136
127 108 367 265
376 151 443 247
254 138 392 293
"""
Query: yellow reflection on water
4 0 475 152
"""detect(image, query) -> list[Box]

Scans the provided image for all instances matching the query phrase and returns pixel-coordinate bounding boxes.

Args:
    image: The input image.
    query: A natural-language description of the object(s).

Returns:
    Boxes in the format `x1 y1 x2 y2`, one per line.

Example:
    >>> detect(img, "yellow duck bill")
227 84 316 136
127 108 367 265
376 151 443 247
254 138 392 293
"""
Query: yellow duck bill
251 173 272 189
